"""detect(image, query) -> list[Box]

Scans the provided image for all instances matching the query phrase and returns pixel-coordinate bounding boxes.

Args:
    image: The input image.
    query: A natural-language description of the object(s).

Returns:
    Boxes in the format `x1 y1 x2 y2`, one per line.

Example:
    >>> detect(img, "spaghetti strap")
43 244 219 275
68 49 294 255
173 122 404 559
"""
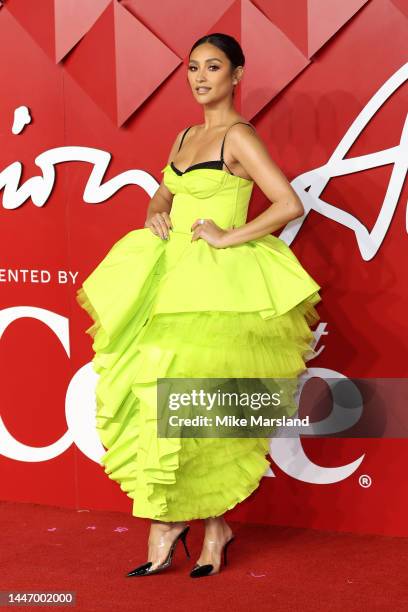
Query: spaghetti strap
220 121 255 175
220 122 255 161
178 126 193 152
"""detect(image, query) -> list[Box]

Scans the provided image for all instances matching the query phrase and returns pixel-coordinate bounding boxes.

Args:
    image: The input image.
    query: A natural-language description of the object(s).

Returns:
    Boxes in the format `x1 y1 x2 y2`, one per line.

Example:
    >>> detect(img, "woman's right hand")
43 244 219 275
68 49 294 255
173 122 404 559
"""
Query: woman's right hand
145 211 173 240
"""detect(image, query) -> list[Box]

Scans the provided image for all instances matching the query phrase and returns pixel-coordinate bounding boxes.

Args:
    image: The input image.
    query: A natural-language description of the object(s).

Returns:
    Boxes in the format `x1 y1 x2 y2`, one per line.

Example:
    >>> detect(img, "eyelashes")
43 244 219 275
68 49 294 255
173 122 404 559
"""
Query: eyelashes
188 65 220 71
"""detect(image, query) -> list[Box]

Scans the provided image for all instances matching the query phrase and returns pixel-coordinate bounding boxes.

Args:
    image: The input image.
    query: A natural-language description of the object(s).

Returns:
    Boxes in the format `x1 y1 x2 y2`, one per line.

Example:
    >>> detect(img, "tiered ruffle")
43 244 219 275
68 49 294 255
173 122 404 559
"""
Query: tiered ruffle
76 228 321 520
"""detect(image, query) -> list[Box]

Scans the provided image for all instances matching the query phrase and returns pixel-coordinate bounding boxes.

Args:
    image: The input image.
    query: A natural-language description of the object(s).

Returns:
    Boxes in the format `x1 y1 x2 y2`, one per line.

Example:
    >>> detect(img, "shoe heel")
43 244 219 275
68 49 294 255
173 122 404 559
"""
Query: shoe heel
223 536 235 567
126 523 191 577
180 526 191 558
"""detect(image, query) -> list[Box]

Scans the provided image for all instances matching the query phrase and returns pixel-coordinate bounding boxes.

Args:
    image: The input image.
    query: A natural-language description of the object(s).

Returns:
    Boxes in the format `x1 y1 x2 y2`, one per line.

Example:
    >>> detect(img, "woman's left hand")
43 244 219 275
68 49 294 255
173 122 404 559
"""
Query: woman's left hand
190 218 230 248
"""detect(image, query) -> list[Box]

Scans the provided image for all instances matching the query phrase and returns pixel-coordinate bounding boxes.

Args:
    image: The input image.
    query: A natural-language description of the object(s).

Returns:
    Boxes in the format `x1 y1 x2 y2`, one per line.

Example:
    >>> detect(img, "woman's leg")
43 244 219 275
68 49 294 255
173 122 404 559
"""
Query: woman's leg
195 516 234 572
146 519 188 570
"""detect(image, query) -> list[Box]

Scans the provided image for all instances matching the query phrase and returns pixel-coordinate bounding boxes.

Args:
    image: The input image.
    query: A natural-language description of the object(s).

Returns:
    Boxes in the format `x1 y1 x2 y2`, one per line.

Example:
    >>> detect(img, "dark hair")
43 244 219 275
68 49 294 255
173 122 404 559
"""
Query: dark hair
189 33 245 98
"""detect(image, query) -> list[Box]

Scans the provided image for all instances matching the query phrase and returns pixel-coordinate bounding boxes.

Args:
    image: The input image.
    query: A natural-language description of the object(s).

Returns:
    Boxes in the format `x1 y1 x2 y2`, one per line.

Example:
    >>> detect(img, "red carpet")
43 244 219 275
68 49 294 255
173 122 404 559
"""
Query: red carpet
1 500 408 611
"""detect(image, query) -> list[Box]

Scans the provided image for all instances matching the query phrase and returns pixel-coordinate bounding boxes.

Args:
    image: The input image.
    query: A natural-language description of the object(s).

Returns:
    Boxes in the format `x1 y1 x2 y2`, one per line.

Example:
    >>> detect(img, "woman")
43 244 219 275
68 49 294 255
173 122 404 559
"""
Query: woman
76 32 322 578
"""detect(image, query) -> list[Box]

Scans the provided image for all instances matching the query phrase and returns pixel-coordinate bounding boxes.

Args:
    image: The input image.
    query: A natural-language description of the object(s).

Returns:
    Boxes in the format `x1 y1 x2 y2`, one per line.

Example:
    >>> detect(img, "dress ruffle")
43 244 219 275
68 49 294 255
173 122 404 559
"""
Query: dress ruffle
76 228 321 520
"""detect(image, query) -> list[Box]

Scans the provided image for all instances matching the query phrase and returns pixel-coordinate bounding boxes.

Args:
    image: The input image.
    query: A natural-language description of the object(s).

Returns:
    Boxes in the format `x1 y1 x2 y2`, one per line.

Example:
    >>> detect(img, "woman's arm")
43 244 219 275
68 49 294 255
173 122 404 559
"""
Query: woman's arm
220 124 304 247
144 129 185 239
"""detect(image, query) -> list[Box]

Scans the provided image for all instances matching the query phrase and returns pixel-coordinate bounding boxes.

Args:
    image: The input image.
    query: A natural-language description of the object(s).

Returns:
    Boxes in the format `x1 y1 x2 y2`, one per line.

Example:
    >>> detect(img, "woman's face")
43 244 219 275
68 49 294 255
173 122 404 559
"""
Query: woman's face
187 42 239 104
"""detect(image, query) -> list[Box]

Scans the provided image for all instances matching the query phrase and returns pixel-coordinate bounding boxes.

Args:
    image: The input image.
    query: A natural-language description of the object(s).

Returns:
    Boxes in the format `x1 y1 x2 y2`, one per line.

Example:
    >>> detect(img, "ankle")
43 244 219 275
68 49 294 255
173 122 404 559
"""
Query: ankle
151 520 187 533
205 516 226 527
204 517 232 539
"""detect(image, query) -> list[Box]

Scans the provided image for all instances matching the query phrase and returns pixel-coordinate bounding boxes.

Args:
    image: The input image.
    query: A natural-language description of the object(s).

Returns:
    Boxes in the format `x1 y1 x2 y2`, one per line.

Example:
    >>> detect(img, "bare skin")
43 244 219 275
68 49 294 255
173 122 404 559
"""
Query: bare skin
146 520 188 571
194 517 234 573
147 517 233 573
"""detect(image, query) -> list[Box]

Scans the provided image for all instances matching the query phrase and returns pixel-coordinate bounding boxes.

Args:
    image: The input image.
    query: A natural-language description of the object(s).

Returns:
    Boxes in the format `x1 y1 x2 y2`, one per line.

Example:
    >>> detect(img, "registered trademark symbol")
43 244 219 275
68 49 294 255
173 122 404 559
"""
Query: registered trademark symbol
358 474 372 488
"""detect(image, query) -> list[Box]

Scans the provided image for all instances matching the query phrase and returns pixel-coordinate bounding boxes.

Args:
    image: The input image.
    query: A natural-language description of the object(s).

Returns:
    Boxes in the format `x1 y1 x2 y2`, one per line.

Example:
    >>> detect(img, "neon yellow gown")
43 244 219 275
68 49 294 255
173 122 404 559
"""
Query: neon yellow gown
76 126 322 521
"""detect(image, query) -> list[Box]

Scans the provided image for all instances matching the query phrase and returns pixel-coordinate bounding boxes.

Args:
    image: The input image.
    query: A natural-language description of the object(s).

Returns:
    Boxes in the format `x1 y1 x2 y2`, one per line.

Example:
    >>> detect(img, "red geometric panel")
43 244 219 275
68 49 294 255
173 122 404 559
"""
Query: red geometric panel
64 1 181 126
252 0 309 56
120 0 235 58
308 0 370 57
5 0 56 61
253 0 370 58
242 0 310 118
4 0 111 63
389 0 408 19
55 0 111 62
115 2 180 126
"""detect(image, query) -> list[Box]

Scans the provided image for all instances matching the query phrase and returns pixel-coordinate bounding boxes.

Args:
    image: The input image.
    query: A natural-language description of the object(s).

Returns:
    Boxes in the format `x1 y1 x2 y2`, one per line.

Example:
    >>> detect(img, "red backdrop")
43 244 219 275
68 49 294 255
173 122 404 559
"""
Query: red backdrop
1 0 407 536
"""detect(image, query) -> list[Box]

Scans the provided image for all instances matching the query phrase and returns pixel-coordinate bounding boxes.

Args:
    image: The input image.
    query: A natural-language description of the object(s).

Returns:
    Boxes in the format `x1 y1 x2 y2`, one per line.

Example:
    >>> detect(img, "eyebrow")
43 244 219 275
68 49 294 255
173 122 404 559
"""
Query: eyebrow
188 58 223 64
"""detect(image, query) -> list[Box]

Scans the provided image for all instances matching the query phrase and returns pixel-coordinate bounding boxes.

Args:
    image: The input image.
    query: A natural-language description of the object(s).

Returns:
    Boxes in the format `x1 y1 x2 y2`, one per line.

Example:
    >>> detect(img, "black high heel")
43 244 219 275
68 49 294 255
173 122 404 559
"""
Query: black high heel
189 535 235 578
126 524 191 577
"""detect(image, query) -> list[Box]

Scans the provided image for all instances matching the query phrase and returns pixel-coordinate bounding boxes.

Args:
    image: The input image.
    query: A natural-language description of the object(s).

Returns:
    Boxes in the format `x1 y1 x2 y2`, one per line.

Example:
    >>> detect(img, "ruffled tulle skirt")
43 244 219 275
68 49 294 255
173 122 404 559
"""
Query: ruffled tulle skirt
76 228 321 520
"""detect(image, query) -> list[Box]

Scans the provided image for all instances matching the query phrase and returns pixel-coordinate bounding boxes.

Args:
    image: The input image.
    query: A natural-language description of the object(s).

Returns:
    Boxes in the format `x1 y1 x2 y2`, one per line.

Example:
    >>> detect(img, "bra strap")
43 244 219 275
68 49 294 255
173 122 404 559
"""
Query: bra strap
177 126 193 151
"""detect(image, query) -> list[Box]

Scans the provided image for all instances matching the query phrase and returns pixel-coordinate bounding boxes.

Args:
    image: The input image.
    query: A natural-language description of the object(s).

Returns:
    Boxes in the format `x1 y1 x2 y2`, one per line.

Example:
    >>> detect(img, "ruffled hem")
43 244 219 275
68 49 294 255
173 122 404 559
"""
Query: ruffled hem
75 228 322 520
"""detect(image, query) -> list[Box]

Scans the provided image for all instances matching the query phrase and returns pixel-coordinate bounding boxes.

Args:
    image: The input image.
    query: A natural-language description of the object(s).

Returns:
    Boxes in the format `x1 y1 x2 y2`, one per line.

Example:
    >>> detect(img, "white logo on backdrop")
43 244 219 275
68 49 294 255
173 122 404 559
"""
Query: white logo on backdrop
281 62 408 260
1 64 407 261
12 106 31 135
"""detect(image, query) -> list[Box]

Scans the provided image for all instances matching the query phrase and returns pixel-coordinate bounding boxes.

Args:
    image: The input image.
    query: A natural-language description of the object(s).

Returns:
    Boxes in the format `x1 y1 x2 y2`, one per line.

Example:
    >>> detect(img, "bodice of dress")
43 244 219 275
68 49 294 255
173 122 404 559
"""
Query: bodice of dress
161 164 254 234
160 121 256 234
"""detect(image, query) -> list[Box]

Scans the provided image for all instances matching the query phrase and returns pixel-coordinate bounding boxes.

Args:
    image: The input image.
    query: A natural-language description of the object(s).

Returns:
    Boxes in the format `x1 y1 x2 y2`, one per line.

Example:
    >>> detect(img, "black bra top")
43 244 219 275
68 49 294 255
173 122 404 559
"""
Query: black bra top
170 121 254 176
